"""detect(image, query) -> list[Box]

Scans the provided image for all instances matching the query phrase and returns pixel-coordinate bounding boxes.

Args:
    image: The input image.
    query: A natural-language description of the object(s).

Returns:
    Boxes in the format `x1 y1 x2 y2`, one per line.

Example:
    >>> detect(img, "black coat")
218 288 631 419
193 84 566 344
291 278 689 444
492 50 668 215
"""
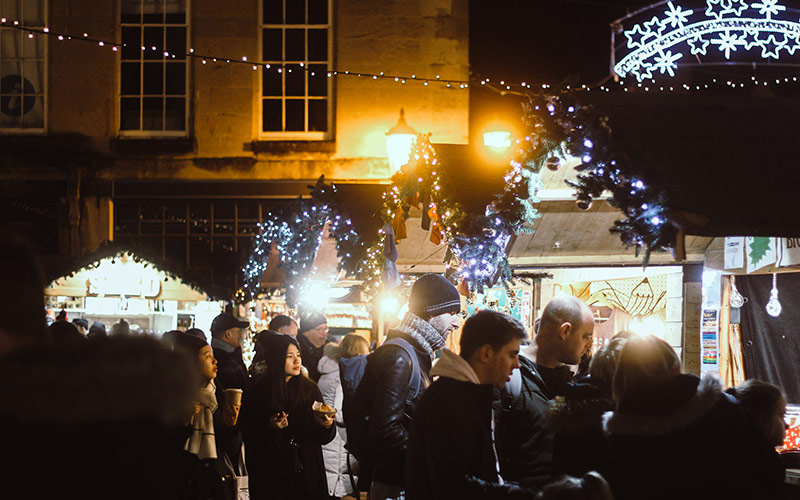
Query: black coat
240 374 335 500
406 376 532 500
355 330 432 486
550 376 614 478
602 373 785 500
297 332 325 382
495 354 555 488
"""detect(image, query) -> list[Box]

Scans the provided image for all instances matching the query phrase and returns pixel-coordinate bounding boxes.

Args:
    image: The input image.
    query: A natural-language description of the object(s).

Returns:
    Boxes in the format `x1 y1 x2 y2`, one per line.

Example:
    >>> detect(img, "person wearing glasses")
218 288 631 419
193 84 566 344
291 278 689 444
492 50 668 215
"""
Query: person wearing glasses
297 312 329 382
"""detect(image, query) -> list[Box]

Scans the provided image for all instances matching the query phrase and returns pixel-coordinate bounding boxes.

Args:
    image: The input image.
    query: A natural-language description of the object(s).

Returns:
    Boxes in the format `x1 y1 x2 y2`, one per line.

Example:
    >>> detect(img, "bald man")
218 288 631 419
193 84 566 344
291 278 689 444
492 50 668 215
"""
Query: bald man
495 295 595 489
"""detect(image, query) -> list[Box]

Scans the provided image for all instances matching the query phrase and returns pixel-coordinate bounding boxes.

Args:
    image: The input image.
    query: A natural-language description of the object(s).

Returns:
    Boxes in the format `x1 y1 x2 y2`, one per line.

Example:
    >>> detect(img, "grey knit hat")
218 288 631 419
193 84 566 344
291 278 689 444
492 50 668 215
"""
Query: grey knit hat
407 274 461 318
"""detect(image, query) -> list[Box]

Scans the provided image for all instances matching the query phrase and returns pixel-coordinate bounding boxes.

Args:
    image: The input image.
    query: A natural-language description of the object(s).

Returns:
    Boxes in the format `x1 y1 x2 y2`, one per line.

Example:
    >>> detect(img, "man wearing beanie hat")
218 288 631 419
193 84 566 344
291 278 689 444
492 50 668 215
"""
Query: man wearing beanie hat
353 273 461 500
297 311 328 382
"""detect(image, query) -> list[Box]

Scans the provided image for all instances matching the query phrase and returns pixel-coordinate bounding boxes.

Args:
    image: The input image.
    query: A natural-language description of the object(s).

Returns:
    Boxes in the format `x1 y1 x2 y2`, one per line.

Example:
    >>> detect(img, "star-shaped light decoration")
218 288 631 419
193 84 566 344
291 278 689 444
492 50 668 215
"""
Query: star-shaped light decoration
654 50 683 76
705 0 730 20
759 33 786 58
664 1 694 28
727 0 750 17
782 33 800 54
751 0 786 20
711 30 746 58
688 35 711 55
624 22 655 49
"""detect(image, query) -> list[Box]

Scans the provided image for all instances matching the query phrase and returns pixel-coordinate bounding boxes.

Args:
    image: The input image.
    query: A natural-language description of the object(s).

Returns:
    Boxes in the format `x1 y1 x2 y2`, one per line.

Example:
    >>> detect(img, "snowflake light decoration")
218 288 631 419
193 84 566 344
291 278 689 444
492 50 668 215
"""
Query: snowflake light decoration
614 0 800 81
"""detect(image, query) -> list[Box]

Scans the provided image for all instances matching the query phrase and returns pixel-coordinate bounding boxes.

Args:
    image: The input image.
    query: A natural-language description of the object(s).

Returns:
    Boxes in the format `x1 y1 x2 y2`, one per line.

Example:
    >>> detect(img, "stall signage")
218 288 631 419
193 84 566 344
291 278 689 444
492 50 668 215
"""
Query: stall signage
777 238 800 267
88 276 161 298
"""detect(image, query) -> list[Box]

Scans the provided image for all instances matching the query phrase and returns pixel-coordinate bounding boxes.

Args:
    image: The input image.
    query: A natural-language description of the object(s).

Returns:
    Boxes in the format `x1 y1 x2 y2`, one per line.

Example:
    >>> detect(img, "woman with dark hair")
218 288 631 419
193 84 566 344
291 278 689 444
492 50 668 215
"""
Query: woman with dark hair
601 335 783 500
240 334 335 500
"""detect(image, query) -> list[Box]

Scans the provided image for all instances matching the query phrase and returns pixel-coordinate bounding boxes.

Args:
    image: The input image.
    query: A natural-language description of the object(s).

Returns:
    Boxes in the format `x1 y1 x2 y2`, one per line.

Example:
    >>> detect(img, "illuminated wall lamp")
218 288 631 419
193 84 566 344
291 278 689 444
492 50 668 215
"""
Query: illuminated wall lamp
483 130 512 152
386 108 417 175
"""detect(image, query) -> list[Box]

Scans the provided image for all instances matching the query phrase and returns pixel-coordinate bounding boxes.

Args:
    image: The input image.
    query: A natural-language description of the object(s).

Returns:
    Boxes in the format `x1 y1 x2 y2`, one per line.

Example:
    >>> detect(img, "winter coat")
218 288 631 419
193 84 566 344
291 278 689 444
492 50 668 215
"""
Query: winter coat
211 338 250 391
602 373 785 500
406 350 534 500
549 376 614 477
317 355 358 497
495 353 555 488
355 327 433 486
240 374 336 500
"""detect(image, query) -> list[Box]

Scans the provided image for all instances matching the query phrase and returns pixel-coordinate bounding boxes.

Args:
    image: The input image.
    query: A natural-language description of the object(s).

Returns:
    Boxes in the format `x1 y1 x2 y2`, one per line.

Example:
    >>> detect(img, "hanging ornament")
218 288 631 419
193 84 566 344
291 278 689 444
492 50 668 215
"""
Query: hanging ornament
729 276 746 308
576 198 593 211
545 156 561 171
766 273 782 317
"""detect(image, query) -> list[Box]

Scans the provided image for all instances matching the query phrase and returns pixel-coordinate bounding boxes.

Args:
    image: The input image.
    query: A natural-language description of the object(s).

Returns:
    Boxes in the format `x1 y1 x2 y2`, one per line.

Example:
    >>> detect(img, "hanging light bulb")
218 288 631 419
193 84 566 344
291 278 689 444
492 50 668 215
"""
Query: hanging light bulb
729 276 746 308
766 273 782 317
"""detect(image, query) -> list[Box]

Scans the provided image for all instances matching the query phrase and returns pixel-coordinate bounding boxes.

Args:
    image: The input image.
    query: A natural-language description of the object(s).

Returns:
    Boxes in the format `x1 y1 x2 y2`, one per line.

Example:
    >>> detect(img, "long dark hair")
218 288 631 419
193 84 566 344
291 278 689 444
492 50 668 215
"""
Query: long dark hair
264 334 317 415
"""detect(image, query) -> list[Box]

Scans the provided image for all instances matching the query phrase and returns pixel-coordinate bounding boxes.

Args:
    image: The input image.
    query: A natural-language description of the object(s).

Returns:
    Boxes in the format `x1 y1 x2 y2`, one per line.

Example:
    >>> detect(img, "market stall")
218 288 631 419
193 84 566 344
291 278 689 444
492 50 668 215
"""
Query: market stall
46 252 222 336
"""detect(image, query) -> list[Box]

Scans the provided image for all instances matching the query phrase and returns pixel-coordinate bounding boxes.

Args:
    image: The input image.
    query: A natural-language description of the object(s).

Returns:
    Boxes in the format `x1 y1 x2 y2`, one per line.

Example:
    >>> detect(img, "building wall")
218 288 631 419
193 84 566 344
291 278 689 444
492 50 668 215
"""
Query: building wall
43 0 468 181
1 0 469 274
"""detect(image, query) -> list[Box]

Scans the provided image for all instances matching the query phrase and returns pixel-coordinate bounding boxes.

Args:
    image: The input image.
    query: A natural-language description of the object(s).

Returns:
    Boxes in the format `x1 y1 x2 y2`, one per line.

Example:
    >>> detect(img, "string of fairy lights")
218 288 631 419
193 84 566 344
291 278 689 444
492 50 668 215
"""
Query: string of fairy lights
5 18 800 93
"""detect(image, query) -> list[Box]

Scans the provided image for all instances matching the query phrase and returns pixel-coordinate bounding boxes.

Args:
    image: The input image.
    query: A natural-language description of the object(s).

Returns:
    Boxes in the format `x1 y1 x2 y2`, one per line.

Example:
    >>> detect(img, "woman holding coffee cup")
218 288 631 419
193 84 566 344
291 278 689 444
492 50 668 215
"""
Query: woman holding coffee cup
172 331 240 500
240 334 336 500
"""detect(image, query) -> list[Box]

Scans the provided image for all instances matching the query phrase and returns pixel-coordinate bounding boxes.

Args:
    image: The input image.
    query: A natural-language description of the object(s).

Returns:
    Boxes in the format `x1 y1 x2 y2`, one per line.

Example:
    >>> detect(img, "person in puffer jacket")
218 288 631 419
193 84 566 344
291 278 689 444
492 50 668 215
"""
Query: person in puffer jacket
318 335 370 498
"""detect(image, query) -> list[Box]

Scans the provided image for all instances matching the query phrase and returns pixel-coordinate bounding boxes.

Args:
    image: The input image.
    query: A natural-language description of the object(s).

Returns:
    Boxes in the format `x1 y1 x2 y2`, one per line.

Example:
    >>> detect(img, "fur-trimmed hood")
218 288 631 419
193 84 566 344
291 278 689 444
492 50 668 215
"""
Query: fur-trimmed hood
602 373 725 437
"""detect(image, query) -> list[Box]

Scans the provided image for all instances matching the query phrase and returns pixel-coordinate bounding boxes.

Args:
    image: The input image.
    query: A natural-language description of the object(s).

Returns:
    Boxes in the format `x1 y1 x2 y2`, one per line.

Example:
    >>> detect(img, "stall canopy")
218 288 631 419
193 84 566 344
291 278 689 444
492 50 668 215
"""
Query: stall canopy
44 243 220 300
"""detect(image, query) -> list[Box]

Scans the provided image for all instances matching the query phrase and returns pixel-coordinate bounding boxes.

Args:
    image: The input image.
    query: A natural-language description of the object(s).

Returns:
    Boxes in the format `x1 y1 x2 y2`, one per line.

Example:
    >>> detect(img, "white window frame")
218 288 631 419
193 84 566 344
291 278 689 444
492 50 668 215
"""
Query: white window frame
118 0 189 137
259 0 333 140
0 0 47 134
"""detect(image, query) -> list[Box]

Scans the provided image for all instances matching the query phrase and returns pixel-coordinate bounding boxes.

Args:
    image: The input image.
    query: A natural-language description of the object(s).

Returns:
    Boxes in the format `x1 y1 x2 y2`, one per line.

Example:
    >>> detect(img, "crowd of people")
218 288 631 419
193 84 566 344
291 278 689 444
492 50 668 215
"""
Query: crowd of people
0 235 794 500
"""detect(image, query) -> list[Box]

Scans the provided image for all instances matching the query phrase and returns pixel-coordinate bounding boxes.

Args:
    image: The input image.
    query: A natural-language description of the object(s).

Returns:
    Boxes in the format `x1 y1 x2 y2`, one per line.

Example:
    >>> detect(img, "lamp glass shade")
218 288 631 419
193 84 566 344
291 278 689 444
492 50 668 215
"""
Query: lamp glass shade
386 133 416 174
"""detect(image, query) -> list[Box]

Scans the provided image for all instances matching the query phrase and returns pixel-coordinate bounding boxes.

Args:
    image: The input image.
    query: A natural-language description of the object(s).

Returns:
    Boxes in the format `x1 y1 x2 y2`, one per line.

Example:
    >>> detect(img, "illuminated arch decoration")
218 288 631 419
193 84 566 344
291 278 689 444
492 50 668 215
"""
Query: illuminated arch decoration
613 0 800 81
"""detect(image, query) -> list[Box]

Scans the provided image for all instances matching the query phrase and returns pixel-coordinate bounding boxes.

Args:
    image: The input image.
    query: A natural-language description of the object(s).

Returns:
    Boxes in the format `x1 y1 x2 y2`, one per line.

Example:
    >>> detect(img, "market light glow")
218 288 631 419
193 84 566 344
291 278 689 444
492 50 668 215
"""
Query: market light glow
483 131 512 151
386 108 417 175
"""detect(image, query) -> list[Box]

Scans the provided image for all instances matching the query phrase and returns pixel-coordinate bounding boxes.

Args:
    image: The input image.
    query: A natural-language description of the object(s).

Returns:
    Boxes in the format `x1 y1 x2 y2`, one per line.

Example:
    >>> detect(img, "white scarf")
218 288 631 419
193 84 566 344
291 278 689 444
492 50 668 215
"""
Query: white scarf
185 380 218 460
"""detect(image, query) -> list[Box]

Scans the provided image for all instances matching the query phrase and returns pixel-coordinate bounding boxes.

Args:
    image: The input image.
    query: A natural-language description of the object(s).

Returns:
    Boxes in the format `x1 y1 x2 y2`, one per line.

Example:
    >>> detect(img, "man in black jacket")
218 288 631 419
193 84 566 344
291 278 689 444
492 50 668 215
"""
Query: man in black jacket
406 309 533 500
210 312 250 391
296 311 328 382
496 295 594 488
356 274 461 500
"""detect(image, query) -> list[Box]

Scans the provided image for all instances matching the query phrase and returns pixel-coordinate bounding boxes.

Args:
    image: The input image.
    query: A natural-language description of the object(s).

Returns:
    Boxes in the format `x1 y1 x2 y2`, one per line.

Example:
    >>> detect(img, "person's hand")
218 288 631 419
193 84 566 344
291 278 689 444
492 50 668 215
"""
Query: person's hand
223 403 240 427
270 411 289 430
313 411 335 428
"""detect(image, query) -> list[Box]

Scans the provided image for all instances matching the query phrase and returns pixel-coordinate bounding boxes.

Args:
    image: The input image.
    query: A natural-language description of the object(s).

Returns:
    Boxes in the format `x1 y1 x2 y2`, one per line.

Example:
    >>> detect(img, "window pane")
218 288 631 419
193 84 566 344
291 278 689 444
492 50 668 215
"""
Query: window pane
22 60 43 95
307 29 327 61
1 30 20 59
165 63 185 94
0 2 19 20
285 64 304 96
214 202 235 234
165 0 186 24
190 237 211 267
164 97 185 130
120 97 141 130
308 0 328 24
308 64 327 96
165 203 187 235
285 99 304 131
190 204 211 234
263 0 283 24
121 0 140 24
143 62 164 94
263 67 282 96
262 29 283 61
143 27 163 59
121 27 141 59
286 0 304 24
22 31 43 58
166 27 186 59
285 29 304 61
21 95 43 128
121 62 141 95
309 99 326 132
262 99 282 131
142 0 164 25
23 0 44 25
165 237 186 264
142 97 163 130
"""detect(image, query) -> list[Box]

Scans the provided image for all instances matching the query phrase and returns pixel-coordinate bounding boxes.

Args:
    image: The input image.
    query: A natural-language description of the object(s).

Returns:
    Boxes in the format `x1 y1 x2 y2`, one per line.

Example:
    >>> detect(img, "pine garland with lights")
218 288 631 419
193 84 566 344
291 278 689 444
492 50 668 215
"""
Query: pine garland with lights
519 92 675 264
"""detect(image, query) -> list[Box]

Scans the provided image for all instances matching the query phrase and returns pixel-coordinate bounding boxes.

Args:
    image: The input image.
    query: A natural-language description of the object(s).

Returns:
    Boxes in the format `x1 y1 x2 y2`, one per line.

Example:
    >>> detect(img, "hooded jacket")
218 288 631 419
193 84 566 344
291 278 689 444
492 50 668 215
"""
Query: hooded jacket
602 373 784 500
405 350 534 500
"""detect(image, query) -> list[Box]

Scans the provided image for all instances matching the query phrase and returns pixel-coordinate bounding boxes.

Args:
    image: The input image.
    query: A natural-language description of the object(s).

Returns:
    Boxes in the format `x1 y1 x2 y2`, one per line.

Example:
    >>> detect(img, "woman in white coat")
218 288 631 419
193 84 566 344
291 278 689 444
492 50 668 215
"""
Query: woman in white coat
317 334 370 499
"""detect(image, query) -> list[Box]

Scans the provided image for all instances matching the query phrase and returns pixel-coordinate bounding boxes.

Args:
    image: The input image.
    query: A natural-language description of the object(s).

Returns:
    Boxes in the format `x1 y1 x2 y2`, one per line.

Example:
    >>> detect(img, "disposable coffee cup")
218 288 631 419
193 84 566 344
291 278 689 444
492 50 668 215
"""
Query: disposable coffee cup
225 388 243 407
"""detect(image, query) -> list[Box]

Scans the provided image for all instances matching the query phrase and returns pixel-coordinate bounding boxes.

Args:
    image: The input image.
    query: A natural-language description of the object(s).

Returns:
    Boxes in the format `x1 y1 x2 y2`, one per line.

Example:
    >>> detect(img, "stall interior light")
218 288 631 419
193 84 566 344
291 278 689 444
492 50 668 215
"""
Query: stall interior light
628 315 666 339
483 130 512 151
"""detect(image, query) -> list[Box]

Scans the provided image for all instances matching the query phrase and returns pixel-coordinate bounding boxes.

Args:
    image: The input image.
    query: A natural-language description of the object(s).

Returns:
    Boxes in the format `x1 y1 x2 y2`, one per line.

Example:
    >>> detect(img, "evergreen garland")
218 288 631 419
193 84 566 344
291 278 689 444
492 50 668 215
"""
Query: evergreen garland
519 92 675 264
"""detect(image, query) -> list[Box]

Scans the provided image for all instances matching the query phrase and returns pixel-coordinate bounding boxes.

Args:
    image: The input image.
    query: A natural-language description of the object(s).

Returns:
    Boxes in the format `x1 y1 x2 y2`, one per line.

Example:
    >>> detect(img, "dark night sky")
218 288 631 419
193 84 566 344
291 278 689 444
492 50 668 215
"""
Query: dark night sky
470 0 656 85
